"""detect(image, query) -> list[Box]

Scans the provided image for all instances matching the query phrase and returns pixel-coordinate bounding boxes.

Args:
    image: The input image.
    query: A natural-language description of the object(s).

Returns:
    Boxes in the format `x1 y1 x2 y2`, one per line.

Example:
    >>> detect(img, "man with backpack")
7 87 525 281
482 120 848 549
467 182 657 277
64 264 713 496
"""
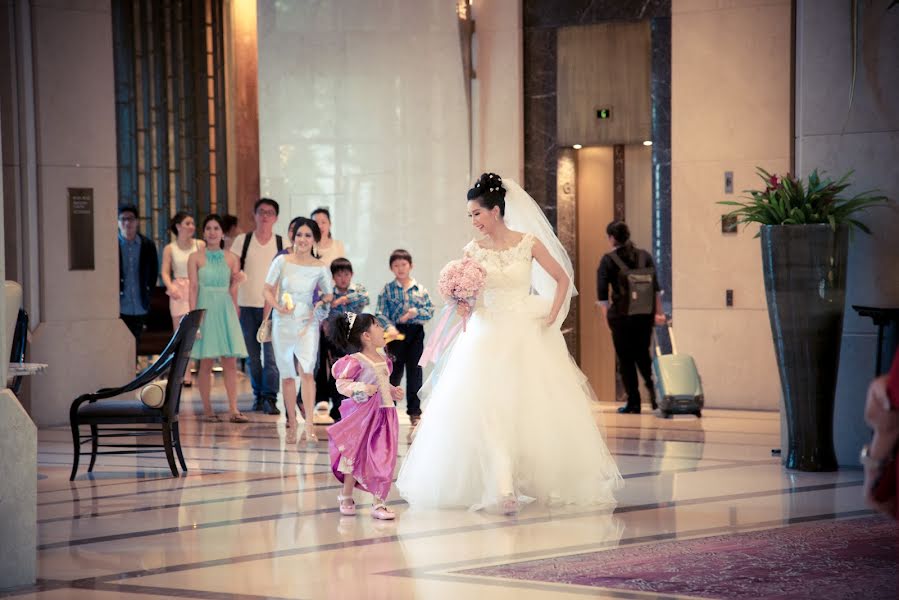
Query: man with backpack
597 221 666 414
230 198 284 415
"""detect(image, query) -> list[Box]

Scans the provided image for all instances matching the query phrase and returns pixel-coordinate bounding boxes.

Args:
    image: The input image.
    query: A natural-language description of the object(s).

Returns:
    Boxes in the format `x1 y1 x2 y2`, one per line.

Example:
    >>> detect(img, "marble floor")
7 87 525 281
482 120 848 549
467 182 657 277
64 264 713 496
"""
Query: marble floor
6 373 881 600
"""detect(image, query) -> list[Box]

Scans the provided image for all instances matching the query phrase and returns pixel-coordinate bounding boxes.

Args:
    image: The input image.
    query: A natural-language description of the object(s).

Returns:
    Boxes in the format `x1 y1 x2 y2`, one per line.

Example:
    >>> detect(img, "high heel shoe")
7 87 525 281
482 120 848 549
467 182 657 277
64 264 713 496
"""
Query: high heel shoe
285 428 297 444
300 426 318 446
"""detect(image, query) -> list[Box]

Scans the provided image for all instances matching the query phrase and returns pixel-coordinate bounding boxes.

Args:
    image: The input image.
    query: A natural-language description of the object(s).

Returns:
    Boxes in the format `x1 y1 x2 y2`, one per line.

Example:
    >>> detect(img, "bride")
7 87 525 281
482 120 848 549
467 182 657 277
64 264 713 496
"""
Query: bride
396 173 622 513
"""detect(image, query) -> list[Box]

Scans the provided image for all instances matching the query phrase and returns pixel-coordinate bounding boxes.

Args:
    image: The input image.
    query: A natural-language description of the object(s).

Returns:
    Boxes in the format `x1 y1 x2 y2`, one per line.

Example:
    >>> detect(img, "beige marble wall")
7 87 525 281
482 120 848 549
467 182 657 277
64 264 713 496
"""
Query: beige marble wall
257 0 471 303
624 144 652 250
671 0 791 410
796 0 899 465
18 0 134 425
471 0 524 183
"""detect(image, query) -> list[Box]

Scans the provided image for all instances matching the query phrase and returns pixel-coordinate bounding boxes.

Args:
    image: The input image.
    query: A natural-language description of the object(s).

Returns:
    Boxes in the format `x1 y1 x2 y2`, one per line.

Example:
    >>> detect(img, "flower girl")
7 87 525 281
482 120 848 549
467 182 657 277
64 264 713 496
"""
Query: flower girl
326 312 404 520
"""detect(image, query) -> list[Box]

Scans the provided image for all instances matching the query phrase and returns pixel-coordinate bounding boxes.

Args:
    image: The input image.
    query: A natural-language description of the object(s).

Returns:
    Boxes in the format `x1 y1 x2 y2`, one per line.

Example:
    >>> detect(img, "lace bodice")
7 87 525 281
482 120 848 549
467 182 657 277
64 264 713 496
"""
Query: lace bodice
464 233 536 311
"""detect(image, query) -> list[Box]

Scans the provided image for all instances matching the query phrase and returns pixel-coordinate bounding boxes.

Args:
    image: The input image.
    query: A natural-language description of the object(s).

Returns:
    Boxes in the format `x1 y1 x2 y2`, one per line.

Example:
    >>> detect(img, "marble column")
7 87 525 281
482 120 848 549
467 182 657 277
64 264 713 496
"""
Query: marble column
21 0 134 426
0 73 37 591
795 0 899 465
229 0 260 228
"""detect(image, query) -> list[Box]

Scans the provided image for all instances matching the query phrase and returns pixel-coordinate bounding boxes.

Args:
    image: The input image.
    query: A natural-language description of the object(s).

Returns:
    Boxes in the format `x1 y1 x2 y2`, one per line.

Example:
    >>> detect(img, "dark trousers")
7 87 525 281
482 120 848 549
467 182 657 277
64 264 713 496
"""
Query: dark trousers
120 313 147 349
387 323 425 417
315 326 345 421
608 315 655 410
237 307 280 402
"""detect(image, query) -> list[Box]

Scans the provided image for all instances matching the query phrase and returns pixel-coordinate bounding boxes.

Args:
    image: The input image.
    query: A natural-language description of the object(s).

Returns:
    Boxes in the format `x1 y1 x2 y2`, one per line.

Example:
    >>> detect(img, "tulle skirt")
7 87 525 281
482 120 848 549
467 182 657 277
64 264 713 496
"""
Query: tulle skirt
396 298 622 511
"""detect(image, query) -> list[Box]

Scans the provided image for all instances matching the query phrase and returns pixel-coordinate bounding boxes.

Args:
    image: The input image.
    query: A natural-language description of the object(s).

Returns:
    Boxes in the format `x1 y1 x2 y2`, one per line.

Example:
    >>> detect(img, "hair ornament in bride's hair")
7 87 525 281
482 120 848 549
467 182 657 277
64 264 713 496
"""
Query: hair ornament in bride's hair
346 312 357 337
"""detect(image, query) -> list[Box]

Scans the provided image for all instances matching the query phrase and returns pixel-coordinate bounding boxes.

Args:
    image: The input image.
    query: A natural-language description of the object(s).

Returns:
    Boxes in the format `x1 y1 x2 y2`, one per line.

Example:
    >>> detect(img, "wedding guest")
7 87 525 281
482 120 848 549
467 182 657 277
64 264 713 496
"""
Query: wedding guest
230 199 284 415
118 205 159 349
160 211 204 385
311 208 346 267
222 214 240 252
188 214 249 423
327 312 403 520
317 257 370 422
376 249 434 427
263 217 333 444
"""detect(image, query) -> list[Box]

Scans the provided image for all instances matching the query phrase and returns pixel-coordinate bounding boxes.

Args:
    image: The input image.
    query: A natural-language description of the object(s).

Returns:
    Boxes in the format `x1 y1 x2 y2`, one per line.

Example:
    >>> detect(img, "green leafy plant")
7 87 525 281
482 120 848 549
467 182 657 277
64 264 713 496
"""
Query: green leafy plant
719 168 889 235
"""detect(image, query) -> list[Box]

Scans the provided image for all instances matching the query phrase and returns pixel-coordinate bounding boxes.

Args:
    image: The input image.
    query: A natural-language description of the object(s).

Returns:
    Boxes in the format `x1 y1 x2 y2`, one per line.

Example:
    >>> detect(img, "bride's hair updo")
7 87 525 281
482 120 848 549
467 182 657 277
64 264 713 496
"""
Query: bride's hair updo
467 172 506 216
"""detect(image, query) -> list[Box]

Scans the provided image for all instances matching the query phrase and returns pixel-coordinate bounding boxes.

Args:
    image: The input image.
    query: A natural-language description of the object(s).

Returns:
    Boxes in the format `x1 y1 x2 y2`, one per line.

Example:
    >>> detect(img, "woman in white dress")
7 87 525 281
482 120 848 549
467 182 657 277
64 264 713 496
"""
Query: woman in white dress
396 173 622 514
161 212 205 386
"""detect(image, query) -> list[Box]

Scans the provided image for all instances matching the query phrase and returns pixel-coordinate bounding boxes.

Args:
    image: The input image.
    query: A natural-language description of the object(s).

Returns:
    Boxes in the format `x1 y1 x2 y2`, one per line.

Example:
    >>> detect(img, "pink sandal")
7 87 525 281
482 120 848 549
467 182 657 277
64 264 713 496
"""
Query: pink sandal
371 503 396 520
338 494 356 516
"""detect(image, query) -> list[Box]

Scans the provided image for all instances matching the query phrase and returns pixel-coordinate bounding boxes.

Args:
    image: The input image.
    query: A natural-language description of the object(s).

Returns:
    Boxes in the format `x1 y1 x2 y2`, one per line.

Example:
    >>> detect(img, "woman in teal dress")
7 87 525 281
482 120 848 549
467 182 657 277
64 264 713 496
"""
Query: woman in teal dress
263 217 333 444
189 214 249 423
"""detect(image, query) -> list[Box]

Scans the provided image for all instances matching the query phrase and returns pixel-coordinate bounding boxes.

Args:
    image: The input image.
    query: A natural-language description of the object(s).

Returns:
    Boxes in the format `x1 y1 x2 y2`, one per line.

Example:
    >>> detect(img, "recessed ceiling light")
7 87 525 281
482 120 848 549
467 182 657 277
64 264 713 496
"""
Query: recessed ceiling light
573 144 583 149
643 140 653 146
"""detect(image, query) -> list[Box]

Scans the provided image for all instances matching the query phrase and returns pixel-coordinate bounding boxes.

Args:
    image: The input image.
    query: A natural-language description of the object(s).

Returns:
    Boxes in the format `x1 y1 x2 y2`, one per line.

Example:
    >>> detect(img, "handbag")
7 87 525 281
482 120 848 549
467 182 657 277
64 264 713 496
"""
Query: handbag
256 318 272 343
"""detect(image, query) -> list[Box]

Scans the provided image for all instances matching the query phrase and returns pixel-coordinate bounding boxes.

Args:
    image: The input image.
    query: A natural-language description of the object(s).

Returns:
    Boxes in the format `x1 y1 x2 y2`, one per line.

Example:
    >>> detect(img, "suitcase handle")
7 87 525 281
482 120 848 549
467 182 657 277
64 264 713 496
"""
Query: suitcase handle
654 317 677 356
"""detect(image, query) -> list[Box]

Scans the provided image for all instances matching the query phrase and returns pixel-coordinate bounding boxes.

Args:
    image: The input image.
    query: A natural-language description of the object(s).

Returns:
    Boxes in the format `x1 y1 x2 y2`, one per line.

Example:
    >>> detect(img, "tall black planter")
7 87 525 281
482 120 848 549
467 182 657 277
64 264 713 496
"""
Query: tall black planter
761 224 847 472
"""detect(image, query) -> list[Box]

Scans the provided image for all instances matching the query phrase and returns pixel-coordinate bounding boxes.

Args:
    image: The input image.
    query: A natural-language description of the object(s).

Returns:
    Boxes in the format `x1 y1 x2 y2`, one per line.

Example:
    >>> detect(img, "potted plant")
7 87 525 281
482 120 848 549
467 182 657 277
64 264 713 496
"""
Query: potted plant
721 169 889 471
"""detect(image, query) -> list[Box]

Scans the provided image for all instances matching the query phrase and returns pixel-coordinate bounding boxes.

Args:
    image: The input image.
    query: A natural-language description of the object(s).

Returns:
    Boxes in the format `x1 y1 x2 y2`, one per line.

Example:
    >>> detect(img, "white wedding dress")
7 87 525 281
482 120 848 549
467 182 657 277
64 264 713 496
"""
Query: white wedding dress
396 231 623 511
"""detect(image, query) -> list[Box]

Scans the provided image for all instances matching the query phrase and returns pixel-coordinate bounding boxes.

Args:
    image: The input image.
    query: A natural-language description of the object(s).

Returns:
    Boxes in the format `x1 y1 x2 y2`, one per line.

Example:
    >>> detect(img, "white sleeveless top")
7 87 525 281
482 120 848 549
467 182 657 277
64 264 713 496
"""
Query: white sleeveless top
170 240 199 279
316 238 346 267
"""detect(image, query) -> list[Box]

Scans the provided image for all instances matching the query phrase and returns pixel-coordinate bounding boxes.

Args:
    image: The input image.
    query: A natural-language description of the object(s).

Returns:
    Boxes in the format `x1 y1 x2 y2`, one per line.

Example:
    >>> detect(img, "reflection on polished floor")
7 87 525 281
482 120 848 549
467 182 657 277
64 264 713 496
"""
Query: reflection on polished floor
10 375 885 600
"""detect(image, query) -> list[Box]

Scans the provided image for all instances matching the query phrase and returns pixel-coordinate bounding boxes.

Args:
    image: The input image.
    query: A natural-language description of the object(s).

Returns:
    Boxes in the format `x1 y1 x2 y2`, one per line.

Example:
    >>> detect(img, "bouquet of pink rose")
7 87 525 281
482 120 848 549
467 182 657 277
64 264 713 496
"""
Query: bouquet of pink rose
437 257 487 328
419 257 486 368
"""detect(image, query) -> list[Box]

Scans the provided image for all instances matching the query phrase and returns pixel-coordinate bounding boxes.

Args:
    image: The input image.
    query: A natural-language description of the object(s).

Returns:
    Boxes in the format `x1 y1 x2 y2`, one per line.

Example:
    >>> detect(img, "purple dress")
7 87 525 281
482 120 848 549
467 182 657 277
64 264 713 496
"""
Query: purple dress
328 352 399 501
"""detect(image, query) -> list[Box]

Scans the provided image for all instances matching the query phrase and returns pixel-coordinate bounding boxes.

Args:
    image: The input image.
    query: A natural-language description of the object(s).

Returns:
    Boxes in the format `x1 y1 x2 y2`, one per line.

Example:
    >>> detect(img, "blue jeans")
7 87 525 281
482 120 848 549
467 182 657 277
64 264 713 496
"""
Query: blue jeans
238 307 279 400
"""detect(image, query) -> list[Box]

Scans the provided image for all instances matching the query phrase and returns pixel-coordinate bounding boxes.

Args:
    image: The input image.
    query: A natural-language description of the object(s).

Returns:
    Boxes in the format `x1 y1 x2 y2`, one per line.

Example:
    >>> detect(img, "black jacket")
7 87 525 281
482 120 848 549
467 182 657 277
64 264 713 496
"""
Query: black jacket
118 233 159 312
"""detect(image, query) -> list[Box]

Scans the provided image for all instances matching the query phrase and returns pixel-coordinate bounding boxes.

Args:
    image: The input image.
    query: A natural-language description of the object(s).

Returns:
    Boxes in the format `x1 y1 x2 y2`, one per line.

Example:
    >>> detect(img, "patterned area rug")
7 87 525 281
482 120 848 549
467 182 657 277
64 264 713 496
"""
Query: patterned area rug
461 516 898 599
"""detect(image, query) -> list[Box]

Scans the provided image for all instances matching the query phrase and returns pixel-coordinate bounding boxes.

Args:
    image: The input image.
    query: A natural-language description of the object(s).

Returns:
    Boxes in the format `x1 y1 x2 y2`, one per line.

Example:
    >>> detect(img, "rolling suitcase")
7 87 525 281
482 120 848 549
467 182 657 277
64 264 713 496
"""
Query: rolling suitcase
653 321 704 418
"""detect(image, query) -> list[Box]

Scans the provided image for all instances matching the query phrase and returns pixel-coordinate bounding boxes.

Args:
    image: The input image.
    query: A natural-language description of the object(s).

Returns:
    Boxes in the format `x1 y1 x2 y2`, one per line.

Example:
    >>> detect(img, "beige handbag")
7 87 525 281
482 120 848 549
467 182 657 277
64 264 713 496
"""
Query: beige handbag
256 318 272 343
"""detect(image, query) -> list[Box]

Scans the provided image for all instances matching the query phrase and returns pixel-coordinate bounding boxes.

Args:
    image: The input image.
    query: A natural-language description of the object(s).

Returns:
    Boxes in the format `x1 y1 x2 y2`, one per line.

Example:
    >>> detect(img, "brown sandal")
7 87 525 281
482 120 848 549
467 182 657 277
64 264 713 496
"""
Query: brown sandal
229 413 249 423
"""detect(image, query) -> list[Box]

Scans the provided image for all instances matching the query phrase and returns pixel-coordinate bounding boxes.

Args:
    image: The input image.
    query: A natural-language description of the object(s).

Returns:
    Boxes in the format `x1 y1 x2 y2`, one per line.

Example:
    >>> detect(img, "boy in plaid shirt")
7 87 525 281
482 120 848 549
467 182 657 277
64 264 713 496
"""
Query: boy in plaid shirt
376 249 434 426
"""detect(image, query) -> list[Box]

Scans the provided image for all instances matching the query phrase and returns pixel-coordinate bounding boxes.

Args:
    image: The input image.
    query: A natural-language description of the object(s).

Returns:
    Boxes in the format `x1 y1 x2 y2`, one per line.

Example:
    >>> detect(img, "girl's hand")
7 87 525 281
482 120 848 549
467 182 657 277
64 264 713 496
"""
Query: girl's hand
274 303 292 315
391 386 404 401
167 287 182 301
365 384 378 396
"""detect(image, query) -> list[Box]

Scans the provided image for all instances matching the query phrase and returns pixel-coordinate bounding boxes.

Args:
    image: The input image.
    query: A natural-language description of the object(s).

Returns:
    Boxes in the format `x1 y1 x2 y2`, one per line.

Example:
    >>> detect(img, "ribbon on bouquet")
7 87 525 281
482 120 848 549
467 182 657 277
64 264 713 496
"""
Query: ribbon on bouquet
418 302 466 368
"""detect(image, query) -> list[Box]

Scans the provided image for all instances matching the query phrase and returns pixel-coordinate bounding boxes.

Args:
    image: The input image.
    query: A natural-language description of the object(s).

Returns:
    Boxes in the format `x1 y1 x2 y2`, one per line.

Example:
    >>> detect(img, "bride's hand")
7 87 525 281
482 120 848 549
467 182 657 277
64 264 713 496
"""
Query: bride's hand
456 302 472 319
543 313 558 327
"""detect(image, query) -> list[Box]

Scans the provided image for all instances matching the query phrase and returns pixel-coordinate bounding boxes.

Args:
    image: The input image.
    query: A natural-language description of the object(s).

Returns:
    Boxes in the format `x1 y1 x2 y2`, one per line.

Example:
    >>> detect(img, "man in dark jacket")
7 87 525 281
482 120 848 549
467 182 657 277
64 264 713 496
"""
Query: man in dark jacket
118 205 159 347
597 221 666 414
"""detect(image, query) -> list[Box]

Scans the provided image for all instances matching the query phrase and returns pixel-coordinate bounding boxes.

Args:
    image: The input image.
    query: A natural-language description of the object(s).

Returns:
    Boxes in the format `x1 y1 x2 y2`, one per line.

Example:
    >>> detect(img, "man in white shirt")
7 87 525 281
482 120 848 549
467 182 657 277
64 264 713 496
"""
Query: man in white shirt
231 198 284 414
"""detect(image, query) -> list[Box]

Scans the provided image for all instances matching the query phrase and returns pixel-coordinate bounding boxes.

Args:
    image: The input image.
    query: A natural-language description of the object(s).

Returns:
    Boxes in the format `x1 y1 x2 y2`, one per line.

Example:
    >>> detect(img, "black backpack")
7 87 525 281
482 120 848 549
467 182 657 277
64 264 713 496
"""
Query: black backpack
608 249 655 316
239 232 283 271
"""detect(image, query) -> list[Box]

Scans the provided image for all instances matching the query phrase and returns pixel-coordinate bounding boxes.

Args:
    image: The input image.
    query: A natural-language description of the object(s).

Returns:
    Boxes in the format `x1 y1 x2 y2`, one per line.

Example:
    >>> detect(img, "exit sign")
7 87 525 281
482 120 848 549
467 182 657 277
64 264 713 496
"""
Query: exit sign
597 108 612 120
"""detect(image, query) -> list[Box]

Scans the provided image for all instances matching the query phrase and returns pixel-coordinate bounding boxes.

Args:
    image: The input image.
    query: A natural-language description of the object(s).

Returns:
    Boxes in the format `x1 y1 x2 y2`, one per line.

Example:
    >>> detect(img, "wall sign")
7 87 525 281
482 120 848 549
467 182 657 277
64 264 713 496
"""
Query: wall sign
68 187 95 270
